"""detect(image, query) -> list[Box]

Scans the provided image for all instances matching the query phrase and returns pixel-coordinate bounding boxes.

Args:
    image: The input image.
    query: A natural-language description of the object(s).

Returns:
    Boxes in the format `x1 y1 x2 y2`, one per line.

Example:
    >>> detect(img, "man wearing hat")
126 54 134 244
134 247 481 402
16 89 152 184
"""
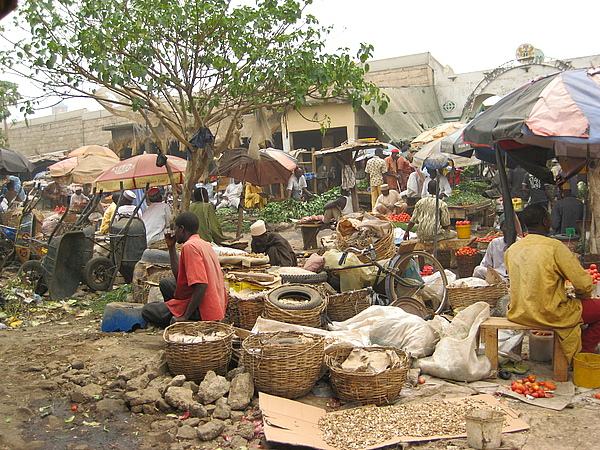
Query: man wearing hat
250 219 297 267
142 187 172 244
69 184 89 213
365 148 387 209
384 148 412 192
372 183 406 215
473 214 517 280
115 189 141 219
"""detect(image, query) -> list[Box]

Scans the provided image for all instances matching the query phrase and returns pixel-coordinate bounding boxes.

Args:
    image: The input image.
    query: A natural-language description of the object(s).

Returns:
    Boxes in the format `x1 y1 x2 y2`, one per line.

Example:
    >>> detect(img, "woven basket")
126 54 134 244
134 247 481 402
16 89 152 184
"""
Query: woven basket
447 283 508 310
436 249 452 269
237 295 265 330
456 253 482 279
263 292 327 329
336 213 396 263
325 347 410 405
242 331 325 399
327 288 372 322
163 321 234 382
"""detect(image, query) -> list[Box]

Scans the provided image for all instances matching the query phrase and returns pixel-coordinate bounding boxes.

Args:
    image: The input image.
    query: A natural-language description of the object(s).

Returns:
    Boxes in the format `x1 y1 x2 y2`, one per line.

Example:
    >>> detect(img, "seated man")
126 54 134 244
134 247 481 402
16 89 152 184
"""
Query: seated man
505 204 600 360
250 219 297 267
473 215 516 280
216 179 243 210
141 212 227 327
372 184 407 215
99 193 119 234
69 185 89 214
551 185 584 235
403 180 456 242
115 190 142 219
323 191 353 225
244 183 267 209
142 187 172 245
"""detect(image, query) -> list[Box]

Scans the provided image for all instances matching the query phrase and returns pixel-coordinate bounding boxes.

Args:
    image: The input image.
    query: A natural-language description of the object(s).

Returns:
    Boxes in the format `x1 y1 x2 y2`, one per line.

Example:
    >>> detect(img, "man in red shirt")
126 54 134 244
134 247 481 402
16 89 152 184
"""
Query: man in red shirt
141 212 227 327
384 148 412 192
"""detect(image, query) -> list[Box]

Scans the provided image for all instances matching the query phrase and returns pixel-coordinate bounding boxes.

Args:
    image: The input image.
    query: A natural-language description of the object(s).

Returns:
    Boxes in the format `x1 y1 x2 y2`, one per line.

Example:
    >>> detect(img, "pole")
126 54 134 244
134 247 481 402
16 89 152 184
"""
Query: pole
236 182 246 239
494 144 516 245
433 174 440 257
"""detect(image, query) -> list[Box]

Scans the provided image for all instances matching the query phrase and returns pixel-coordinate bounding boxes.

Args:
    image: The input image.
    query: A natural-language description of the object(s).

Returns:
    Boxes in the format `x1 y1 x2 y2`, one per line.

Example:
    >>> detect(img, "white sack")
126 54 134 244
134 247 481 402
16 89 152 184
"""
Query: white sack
417 302 492 382
329 305 439 358
323 250 378 291
421 270 456 301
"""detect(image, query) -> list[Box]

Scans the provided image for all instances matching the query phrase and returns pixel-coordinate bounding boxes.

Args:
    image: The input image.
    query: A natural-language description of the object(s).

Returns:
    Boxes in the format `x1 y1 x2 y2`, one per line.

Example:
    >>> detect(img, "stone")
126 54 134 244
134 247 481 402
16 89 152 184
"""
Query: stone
70 383 103 403
38 380 59 391
164 386 195 411
95 398 127 419
127 374 151 391
169 375 186 387
108 379 127 390
183 418 200 427
45 415 63 430
125 388 162 406
23 364 44 372
176 425 197 440
147 376 172 395
196 419 224 441
151 419 178 432
230 411 244 421
156 398 172 413
71 361 85 370
229 436 248 449
189 403 208 418
237 423 255 441
147 431 173 444
197 371 230 405
227 373 254 410
131 405 143 413
142 404 157 414
225 367 246 381
182 381 199 394
212 397 231 420
118 366 146 381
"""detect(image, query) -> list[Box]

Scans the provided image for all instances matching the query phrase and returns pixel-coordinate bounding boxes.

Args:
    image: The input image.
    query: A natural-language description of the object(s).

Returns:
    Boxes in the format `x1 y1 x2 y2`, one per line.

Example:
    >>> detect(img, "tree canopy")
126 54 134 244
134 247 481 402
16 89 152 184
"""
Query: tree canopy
0 80 20 146
1 0 387 206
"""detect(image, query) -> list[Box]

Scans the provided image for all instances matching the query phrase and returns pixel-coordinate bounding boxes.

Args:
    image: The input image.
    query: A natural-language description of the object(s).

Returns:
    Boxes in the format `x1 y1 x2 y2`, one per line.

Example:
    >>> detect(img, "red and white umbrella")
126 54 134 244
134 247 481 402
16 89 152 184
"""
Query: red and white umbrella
94 153 187 191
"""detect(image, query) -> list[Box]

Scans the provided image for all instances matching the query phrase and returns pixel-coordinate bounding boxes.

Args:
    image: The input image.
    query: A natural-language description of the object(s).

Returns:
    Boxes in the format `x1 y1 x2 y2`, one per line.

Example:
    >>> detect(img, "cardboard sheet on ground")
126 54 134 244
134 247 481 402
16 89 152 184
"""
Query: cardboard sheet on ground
494 381 575 411
260 392 529 450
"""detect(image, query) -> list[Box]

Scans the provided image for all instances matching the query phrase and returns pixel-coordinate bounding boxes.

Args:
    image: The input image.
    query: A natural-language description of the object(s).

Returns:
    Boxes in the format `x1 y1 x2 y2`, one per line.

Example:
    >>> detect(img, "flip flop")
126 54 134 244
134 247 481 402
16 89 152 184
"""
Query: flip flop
500 360 529 375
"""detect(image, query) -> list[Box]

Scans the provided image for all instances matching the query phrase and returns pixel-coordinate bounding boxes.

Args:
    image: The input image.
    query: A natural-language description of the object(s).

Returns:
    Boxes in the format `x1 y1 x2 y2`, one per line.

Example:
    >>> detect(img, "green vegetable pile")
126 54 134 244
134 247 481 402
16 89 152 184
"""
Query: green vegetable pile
447 180 490 206
356 179 369 191
258 187 341 224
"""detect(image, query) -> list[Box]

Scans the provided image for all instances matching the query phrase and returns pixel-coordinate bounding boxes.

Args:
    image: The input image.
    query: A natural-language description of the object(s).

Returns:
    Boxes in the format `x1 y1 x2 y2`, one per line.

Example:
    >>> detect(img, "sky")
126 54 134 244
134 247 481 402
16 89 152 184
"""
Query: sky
4 0 600 118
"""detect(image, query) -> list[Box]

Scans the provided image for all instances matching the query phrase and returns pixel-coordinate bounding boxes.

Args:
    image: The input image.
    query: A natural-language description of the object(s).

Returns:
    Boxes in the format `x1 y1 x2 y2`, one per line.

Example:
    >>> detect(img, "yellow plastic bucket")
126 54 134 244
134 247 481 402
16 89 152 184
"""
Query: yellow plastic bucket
573 352 600 388
512 197 523 212
456 224 471 239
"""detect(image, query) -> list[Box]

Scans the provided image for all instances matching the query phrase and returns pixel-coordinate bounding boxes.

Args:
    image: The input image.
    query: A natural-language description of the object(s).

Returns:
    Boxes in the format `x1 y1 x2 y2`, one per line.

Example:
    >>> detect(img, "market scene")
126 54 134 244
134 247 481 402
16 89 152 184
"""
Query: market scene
1 1 600 449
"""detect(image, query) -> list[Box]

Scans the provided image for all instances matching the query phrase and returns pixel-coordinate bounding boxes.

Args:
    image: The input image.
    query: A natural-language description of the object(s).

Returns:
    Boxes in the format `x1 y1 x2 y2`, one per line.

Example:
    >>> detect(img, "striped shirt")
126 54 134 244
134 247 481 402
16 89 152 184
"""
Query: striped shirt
411 195 450 241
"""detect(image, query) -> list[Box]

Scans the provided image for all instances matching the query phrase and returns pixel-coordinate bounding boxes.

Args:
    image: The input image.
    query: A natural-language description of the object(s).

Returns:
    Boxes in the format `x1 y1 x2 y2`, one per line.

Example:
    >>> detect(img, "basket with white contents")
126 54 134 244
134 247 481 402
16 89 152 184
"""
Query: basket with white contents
163 321 234 382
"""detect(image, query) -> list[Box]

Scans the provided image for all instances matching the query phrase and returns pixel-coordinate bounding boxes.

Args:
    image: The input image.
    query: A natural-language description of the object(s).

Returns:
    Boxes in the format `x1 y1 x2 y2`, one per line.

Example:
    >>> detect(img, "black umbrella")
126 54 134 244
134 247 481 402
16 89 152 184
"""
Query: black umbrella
0 148 33 174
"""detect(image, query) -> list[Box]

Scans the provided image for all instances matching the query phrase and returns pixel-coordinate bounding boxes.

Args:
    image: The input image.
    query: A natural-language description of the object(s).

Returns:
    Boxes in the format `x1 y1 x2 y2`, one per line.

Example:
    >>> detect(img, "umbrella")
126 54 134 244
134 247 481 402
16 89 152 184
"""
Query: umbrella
69 145 117 158
49 152 120 184
411 122 463 149
0 147 33 174
355 143 395 162
94 153 187 191
215 148 297 186
412 139 481 169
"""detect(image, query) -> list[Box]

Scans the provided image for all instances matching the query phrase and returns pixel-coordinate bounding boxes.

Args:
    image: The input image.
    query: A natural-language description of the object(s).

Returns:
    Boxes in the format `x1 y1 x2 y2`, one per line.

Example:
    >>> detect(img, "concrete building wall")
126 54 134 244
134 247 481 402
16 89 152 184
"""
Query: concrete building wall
7 109 130 157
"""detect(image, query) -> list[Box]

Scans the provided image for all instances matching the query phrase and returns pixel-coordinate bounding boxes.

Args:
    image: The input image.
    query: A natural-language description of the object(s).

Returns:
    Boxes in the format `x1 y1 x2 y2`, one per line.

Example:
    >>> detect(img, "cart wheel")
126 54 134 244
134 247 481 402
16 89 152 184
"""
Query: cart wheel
18 260 48 295
84 256 114 291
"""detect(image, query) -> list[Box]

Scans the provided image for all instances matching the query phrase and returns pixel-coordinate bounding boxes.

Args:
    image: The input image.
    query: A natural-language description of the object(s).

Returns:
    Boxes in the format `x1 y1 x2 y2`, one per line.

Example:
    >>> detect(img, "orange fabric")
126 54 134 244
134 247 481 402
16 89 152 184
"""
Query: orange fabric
384 155 412 191
165 235 227 320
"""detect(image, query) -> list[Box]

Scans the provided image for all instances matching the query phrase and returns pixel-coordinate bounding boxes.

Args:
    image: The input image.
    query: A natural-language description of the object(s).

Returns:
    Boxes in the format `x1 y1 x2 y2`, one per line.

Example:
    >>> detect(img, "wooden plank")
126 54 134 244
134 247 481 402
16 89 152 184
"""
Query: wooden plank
482 327 499 373
552 333 569 382
480 317 551 331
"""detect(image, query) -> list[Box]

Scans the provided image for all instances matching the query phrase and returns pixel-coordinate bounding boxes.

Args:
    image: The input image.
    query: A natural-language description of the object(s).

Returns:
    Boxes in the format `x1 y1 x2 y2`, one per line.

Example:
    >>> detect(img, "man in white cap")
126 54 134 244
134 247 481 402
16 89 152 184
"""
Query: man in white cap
142 187 172 244
69 184 89 213
115 189 142 219
372 183 406 215
250 219 297 267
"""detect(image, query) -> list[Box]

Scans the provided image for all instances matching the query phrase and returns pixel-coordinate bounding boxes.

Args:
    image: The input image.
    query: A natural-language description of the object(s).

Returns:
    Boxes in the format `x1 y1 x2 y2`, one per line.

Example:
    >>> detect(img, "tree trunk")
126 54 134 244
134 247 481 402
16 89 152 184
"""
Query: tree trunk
588 163 600 254
181 145 210 211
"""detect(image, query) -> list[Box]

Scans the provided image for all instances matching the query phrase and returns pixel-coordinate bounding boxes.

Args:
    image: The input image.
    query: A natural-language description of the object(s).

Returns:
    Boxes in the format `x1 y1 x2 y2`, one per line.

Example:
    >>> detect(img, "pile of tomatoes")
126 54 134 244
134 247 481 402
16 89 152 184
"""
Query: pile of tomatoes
420 265 434 277
510 375 556 399
388 213 411 223
455 220 471 226
587 264 600 285
455 246 478 257
476 235 497 243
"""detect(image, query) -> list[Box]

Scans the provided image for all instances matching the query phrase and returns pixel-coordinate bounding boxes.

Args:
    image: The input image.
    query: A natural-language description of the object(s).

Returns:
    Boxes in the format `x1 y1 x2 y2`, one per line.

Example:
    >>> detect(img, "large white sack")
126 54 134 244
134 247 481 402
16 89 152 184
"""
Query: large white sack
329 305 439 358
417 302 492 382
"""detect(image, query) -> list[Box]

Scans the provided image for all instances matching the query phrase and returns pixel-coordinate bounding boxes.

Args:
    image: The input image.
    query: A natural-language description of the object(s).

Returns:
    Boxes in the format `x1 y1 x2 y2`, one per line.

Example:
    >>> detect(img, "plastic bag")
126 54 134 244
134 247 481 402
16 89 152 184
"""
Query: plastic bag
417 302 492 382
323 250 378 291
419 269 456 303
329 305 439 358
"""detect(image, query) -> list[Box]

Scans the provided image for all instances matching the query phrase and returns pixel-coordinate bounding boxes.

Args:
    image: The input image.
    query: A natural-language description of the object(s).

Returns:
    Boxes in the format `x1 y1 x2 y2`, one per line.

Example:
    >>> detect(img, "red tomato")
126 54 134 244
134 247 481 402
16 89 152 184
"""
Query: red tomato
71 404 78 412
418 376 426 385
594 393 600 400
528 375 537 382
591 264 597 270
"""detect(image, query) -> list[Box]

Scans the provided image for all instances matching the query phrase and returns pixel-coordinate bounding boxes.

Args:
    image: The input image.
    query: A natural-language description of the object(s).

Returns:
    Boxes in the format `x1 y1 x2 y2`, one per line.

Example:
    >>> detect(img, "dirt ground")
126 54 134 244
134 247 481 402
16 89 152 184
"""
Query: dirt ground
1 227 600 450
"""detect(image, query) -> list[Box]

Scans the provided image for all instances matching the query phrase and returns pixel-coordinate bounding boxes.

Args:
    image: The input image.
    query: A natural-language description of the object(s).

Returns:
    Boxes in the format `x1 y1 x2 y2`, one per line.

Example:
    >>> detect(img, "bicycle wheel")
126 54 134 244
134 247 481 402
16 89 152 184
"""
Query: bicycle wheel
385 250 448 315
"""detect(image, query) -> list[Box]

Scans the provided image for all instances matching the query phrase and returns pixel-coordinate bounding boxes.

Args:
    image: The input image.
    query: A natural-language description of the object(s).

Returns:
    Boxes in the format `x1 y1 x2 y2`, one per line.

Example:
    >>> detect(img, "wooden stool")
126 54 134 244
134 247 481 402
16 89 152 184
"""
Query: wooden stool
299 223 324 250
480 317 569 382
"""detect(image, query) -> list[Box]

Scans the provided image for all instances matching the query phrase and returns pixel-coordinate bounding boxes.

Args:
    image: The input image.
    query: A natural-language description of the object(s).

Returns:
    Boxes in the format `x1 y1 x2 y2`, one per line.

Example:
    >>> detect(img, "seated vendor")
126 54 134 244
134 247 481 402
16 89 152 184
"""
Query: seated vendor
473 215 514 280
505 204 600 360
403 180 456 242
372 184 407 215
244 183 267 209
250 219 297 267
115 190 142 219
323 191 353 225
141 212 227 328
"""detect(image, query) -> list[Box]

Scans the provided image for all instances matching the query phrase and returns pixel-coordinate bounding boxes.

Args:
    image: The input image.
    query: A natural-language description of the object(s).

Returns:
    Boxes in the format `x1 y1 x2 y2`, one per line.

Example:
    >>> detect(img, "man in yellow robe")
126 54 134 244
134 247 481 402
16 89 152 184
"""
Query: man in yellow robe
505 204 600 362
244 183 267 209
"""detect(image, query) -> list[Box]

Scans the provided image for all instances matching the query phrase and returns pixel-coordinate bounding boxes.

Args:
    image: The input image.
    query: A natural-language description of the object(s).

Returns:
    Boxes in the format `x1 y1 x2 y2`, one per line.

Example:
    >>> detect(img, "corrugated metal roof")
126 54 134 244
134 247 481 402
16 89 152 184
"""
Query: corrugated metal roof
314 140 387 156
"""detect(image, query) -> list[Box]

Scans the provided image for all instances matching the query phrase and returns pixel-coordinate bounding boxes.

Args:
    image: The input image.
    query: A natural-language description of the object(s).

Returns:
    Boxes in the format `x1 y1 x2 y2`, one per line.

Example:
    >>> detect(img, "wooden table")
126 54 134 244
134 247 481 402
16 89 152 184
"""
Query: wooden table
480 317 569 382
448 200 495 226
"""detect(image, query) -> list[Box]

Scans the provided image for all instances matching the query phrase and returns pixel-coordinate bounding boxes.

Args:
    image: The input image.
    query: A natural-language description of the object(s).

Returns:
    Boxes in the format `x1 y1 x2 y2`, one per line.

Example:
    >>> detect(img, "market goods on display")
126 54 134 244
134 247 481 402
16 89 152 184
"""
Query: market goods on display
446 181 489 206
387 213 411 223
298 215 324 224
456 246 478 257
476 235 498 244
258 187 340 224
420 265 434 277
510 374 556 399
456 220 471 226
318 398 506 449
587 264 600 284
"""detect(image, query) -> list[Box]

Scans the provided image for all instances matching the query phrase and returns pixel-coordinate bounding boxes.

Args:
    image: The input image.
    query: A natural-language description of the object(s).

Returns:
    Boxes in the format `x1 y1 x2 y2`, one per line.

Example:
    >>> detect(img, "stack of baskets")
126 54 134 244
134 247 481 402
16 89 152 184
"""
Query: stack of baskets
447 268 508 311
242 331 325 399
163 321 234 382
263 285 326 328
336 213 396 263
326 287 372 322
456 253 483 278
325 347 410 405
226 290 266 330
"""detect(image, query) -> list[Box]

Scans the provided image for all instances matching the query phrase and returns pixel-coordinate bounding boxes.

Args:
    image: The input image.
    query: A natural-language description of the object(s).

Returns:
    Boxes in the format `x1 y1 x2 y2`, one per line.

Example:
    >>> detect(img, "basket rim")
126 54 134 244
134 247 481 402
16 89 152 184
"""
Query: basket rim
325 346 410 377
162 321 234 344
242 331 325 360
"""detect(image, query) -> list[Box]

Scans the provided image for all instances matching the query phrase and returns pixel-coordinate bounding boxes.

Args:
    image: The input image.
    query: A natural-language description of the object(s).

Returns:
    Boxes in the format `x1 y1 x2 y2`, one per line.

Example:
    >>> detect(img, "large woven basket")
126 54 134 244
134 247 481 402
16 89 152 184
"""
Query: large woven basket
327 288 372 322
242 331 325 399
436 249 452 269
456 253 482 279
447 283 508 310
263 294 327 328
163 321 234 382
236 294 265 330
325 346 410 405
336 213 396 263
